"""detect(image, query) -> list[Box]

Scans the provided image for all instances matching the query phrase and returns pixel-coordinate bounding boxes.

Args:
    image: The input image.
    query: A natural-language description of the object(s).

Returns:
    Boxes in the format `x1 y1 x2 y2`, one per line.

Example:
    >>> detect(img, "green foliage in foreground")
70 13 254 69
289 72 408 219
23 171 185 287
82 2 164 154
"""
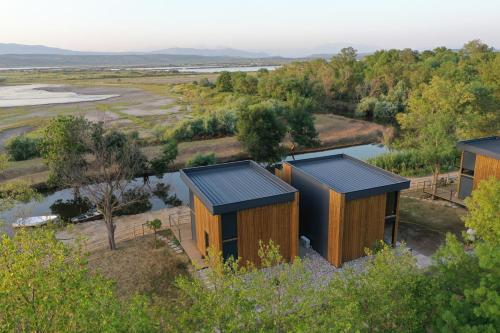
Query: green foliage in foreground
463 177 500 243
1 180 498 332
186 152 216 167
0 229 155 332
6 135 41 161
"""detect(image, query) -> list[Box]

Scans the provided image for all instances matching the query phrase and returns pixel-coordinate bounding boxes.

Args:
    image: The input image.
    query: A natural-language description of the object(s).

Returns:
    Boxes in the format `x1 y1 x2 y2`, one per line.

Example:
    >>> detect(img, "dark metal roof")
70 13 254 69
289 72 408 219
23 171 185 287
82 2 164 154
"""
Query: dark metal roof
180 160 297 214
456 136 500 160
285 154 410 200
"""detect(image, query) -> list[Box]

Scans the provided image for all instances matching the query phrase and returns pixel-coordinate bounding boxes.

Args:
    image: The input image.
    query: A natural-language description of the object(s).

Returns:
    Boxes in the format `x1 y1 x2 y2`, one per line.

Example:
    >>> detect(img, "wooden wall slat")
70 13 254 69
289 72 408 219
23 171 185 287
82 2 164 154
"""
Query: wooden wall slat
282 164 292 184
327 190 345 267
194 195 221 256
342 194 386 262
473 154 500 189
237 201 295 266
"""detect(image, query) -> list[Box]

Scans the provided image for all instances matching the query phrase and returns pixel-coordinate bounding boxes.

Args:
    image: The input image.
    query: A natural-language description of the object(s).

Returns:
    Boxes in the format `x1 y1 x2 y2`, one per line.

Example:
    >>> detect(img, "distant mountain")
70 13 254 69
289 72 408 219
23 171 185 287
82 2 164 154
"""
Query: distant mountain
0 54 291 68
150 47 269 58
0 43 87 55
0 43 270 58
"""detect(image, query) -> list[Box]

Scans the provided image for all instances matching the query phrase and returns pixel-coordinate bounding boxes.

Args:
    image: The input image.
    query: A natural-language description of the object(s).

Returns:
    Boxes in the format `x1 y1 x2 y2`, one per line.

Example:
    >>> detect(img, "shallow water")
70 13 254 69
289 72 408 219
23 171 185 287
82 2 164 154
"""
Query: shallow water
0 143 387 233
119 65 280 73
0 84 118 107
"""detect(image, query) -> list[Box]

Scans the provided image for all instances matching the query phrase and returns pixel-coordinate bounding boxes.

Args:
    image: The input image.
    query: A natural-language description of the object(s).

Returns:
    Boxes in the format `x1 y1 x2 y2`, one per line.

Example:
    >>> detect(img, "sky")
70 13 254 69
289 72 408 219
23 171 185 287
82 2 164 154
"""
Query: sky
1 0 499 56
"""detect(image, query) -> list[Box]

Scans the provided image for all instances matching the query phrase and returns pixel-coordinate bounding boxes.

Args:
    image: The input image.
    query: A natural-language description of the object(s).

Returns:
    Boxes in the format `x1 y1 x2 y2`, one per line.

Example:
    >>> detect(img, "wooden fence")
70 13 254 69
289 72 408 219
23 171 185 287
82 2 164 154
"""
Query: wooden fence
85 208 191 252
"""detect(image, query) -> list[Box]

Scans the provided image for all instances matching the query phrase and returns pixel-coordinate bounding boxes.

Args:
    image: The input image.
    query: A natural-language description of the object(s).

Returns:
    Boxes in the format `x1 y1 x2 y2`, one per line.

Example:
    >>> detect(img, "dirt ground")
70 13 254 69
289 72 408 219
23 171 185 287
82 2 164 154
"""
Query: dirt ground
87 233 191 300
398 196 466 256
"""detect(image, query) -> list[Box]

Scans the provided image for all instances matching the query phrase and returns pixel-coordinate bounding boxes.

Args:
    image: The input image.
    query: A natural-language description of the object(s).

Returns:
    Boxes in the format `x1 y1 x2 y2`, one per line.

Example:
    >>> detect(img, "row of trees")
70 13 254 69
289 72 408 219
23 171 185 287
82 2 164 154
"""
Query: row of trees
2 177 498 332
172 40 498 169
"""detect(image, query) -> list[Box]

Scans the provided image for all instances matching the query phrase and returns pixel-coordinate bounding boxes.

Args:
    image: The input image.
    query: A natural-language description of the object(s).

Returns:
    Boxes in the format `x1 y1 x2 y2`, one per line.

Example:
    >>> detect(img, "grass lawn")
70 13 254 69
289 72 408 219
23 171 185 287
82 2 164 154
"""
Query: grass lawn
398 196 466 256
86 233 191 302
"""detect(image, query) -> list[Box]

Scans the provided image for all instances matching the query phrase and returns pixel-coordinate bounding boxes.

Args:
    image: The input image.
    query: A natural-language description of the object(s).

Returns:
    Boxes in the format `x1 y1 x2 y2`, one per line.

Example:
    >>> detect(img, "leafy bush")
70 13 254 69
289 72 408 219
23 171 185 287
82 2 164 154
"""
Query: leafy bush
373 100 399 119
355 96 378 117
186 152 216 167
50 197 93 221
171 111 237 142
6 135 41 161
368 149 457 176
150 139 178 175
216 71 233 92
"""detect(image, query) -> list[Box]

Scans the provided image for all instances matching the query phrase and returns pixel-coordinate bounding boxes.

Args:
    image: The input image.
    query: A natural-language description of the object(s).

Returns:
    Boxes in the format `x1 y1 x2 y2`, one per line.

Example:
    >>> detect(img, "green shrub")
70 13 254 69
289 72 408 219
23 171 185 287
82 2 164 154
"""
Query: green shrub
186 152 216 167
6 135 41 161
373 100 399 119
355 96 378 117
171 111 237 142
368 149 457 176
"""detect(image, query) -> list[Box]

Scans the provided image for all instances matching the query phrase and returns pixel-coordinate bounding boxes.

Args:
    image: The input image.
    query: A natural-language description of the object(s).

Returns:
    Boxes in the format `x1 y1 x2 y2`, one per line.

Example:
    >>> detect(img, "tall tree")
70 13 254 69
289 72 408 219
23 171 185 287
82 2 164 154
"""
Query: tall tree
284 93 320 148
397 77 475 198
215 71 233 92
237 101 286 165
41 119 149 250
40 116 90 198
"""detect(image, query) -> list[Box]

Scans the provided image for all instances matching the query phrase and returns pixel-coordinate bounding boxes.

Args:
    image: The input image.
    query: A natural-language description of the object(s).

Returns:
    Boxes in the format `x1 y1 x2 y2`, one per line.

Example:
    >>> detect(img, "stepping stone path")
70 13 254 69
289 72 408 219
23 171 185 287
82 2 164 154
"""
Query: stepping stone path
157 235 184 254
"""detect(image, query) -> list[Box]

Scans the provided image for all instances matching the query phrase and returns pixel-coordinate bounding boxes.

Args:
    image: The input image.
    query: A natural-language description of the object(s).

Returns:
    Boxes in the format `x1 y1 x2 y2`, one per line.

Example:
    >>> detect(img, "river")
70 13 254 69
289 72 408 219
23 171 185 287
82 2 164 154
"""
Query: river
0 143 387 233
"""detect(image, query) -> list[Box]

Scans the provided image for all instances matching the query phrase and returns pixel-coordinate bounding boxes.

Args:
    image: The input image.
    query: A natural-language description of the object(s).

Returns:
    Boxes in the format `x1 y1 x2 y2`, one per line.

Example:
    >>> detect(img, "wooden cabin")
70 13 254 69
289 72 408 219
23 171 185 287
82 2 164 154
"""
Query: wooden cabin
281 154 410 267
180 160 299 265
457 136 500 199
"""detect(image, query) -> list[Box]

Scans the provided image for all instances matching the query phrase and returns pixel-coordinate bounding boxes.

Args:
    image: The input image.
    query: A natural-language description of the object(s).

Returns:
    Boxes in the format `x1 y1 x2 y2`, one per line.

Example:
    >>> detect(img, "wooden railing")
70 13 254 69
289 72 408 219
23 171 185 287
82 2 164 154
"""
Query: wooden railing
169 211 191 242
84 207 190 252
402 175 464 206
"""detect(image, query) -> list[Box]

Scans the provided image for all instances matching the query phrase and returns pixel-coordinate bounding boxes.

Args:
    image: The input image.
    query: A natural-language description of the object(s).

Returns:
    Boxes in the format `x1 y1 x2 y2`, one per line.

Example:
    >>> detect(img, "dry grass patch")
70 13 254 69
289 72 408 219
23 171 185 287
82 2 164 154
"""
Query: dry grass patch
86 233 191 301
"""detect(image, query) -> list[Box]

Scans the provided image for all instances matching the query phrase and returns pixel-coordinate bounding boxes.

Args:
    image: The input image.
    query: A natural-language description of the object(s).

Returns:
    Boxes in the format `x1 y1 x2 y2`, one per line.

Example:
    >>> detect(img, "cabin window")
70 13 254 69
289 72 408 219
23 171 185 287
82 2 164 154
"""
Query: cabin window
386 192 398 217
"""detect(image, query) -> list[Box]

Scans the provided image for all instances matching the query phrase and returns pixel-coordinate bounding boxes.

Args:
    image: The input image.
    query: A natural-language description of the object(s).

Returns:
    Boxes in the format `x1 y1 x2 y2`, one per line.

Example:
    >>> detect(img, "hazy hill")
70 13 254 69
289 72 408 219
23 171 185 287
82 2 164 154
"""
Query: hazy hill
0 43 88 55
0 53 291 68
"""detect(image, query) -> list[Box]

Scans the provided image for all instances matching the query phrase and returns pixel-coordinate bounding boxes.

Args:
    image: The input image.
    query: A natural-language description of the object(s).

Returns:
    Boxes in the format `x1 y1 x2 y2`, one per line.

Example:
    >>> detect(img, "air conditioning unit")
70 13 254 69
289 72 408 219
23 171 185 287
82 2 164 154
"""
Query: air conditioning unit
300 235 311 249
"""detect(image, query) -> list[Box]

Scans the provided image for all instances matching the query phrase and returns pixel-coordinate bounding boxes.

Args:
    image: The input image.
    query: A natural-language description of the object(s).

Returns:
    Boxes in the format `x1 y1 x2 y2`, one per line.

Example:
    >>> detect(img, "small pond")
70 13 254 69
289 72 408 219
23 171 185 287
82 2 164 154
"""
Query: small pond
0 143 387 234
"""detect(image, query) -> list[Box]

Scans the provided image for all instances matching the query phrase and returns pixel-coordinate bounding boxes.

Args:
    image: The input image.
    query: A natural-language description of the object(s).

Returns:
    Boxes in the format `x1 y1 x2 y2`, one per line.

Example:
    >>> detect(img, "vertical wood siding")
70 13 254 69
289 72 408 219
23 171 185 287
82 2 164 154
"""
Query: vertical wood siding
194 195 221 256
327 190 345 267
341 194 386 262
282 163 292 184
473 154 500 189
237 200 296 266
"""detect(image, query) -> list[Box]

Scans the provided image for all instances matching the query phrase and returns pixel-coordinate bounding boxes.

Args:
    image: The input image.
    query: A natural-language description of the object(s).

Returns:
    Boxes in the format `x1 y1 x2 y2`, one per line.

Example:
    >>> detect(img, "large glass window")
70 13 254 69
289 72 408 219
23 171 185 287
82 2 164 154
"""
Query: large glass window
384 192 398 246
386 192 398 216
221 212 237 240
222 240 238 261
221 212 238 260
384 216 396 245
